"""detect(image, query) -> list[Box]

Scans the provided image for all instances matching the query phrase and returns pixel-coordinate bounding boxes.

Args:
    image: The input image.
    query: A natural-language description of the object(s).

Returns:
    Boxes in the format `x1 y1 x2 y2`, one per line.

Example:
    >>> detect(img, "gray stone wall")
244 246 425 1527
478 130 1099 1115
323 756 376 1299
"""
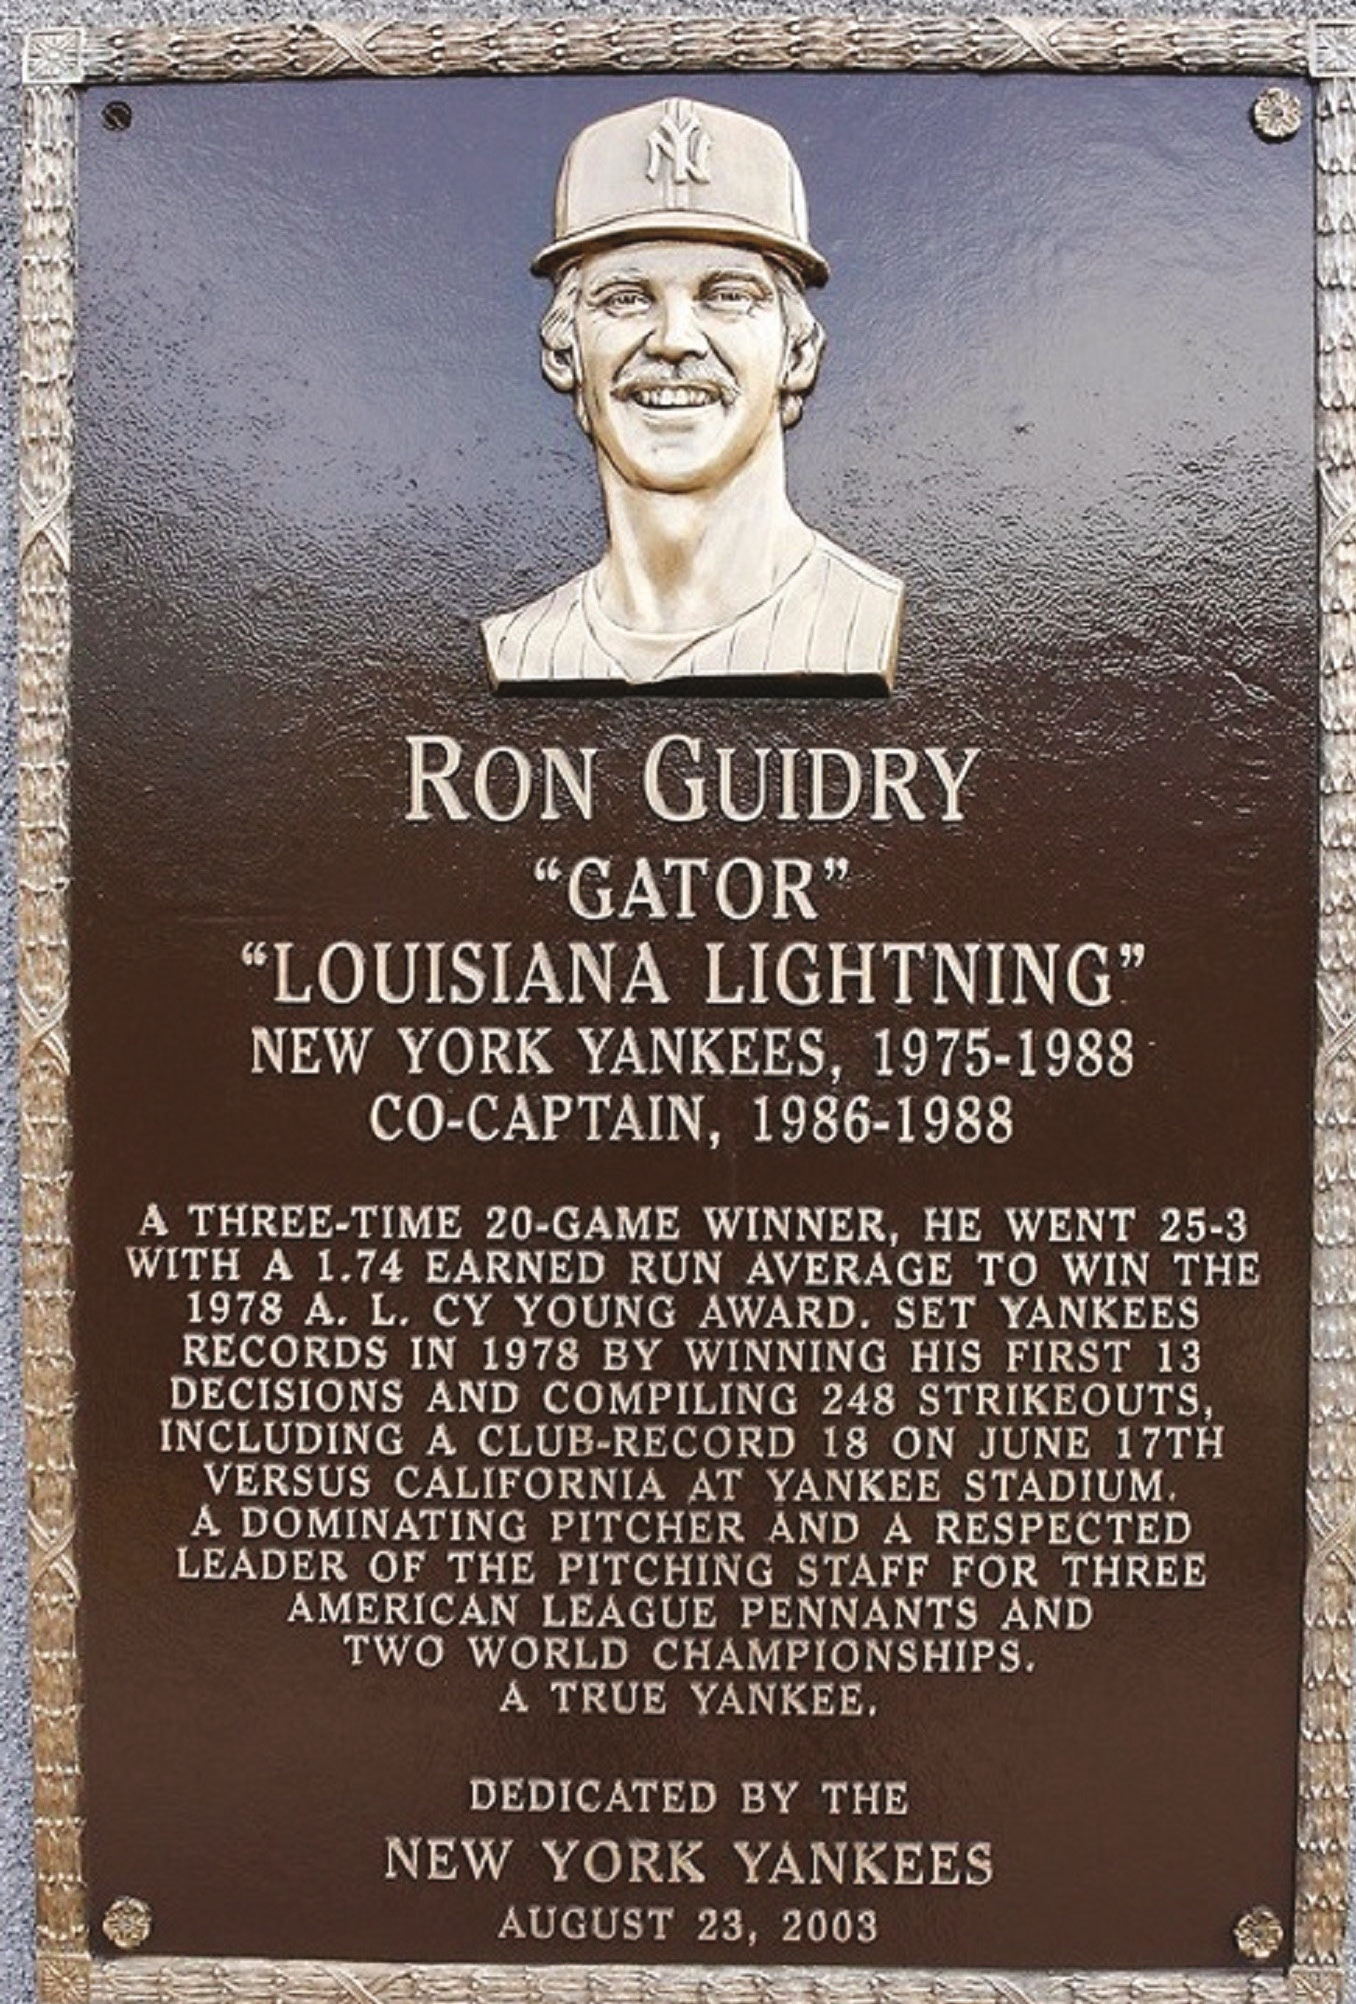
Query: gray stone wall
0 1 1344 1999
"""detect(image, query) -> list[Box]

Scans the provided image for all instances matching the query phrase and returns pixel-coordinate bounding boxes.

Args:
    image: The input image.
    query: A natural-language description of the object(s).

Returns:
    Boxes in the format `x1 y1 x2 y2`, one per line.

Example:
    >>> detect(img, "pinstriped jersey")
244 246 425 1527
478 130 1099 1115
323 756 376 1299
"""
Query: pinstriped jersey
482 532 903 689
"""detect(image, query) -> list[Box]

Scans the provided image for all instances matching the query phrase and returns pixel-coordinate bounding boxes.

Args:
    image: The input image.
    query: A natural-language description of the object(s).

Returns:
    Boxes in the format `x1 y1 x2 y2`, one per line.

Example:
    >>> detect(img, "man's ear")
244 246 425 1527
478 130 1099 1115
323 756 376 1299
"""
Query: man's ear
538 343 593 436
540 344 579 397
780 319 826 429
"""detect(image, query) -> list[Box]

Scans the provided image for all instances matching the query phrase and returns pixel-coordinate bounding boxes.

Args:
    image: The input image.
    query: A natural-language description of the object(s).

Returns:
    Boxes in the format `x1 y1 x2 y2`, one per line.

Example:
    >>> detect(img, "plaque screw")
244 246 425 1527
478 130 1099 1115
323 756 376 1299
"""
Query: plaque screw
1250 88 1303 142
101 99 132 132
101 1896 152 1951
1233 1906 1284 1962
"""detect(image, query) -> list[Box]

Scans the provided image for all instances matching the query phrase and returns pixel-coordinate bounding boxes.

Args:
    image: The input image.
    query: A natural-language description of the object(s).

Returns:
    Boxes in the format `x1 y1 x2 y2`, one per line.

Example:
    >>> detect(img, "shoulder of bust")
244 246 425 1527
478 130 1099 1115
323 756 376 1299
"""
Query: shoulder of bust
482 574 590 686
809 531 905 608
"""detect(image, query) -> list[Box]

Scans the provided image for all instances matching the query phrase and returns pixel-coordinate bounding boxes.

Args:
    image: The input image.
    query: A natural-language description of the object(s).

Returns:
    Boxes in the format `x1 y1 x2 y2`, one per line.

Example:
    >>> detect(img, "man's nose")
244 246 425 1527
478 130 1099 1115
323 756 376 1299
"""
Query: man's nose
644 288 709 361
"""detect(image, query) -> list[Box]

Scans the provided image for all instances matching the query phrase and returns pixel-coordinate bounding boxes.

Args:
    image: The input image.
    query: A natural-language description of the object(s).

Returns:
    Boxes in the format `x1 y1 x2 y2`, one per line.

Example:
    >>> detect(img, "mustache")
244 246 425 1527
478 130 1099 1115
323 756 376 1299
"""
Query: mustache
612 355 738 404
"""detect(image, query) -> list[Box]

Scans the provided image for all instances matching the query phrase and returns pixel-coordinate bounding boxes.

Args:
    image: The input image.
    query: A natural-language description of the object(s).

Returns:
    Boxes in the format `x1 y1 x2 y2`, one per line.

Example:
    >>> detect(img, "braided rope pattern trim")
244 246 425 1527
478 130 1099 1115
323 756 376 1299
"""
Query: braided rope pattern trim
62 15 1306 84
85 1964 1297 2004
1300 67 1356 1978
19 76 85 2004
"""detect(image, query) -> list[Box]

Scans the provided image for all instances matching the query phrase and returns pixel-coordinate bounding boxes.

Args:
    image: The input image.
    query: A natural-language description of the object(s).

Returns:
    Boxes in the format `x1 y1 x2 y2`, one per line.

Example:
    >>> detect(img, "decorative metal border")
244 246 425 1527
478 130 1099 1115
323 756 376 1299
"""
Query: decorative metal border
19 57 84 2004
15 18 1349 2004
1305 55 1356 1992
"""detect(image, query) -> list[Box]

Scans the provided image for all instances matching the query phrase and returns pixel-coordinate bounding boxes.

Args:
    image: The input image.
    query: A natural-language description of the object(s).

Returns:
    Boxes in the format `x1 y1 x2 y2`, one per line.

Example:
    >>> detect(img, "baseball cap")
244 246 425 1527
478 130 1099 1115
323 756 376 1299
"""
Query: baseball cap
532 97 829 285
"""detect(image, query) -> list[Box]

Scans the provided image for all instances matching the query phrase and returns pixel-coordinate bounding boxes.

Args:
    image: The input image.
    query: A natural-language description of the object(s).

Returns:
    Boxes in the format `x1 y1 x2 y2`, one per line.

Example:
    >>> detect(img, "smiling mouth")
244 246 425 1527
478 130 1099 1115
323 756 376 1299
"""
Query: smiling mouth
623 384 728 410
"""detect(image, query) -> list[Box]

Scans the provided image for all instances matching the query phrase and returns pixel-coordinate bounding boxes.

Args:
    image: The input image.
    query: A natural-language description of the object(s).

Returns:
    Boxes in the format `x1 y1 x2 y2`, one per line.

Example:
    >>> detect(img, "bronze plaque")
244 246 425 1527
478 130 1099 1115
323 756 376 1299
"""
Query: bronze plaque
19 22 1352 2003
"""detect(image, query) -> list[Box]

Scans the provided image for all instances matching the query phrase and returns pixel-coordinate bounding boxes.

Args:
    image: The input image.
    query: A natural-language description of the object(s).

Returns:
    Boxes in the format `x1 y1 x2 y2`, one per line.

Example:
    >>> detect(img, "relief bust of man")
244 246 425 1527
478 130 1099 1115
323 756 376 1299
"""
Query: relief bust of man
483 97 904 688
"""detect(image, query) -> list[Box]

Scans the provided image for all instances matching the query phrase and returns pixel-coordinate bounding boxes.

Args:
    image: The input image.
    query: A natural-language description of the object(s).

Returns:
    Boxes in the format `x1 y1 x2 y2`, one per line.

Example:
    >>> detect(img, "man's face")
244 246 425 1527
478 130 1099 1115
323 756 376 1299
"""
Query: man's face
572 241 789 495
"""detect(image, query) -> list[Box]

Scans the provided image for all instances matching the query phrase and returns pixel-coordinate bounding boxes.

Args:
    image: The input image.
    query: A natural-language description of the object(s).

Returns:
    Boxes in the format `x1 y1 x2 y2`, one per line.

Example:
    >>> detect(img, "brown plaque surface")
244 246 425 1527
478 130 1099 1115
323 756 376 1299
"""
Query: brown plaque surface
48 53 1320 1984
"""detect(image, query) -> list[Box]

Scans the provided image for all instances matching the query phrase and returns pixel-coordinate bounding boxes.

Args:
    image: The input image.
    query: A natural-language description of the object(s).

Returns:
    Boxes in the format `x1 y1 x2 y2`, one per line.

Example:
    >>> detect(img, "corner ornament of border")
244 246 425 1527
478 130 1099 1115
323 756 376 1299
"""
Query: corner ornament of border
1312 21 1356 78
36 1948 90 2004
1292 1970 1344 2004
22 27 85 86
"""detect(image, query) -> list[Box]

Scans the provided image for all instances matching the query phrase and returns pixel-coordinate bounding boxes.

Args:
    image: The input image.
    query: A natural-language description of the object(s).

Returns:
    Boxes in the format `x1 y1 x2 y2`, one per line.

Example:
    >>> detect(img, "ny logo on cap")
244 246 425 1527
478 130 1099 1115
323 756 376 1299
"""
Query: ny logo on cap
645 100 711 205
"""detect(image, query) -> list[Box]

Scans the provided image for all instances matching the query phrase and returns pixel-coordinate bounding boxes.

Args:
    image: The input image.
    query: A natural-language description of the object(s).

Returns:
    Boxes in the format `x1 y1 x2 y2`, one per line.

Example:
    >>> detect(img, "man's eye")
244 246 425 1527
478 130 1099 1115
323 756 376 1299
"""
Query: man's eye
706 284 760 310
598 287 650 313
